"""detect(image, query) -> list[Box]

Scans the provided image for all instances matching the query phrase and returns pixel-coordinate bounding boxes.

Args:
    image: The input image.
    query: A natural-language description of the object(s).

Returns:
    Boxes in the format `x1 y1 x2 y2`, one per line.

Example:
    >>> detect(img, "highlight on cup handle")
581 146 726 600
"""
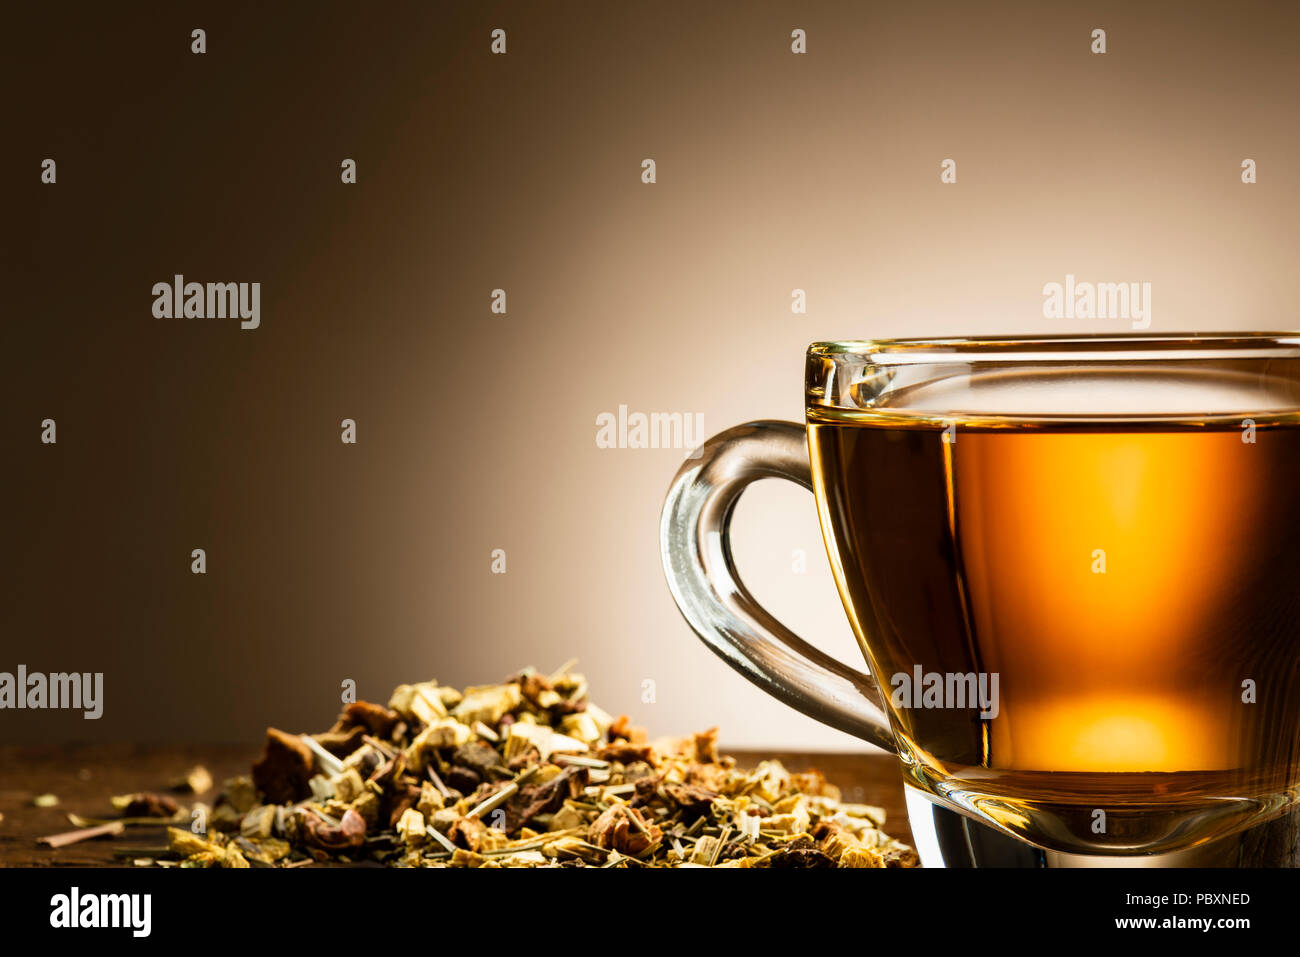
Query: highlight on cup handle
659 419 895 751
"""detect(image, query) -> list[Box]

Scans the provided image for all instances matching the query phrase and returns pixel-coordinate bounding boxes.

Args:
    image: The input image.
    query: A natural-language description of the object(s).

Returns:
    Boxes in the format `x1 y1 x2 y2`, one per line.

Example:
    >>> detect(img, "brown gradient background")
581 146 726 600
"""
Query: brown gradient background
4 1 1298 749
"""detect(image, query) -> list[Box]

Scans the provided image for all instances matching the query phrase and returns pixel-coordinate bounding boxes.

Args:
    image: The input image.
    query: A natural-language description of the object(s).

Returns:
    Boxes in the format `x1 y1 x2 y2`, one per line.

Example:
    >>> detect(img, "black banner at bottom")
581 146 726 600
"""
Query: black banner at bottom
0 864 1283 942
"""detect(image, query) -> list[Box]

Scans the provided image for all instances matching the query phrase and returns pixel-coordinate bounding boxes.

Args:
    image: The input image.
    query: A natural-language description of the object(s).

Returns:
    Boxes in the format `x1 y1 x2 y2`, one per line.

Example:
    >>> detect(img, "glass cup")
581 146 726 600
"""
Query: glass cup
661 334 1300 866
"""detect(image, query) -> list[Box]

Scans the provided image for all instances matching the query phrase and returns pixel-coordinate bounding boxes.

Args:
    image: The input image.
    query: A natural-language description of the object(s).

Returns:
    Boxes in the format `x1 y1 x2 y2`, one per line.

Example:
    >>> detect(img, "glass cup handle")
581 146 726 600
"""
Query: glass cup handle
660 420 895 751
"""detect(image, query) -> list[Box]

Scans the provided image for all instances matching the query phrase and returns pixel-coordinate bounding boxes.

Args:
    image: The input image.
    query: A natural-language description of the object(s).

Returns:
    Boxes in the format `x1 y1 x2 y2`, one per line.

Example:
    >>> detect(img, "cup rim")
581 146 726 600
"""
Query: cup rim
808 333 1300 364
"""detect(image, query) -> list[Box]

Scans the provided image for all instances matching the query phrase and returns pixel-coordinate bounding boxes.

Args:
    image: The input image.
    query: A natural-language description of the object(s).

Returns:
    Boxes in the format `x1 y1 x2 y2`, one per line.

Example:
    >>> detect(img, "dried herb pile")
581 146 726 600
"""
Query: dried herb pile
124 664 919 868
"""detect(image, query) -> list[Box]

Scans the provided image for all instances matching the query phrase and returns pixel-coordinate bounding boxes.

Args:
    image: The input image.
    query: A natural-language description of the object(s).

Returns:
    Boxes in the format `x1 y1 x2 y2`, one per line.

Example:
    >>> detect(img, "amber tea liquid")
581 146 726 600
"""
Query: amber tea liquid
809 412 1300 854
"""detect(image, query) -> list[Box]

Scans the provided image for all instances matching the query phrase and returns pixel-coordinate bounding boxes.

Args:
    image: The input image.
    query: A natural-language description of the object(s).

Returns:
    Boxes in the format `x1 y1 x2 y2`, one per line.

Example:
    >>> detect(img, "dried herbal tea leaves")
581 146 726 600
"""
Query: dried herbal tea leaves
125 665 919 869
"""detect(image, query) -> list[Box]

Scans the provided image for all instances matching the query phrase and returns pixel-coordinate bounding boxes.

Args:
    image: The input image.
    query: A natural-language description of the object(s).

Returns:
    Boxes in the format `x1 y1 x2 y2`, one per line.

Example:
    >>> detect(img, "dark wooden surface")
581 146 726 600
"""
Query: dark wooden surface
0 744 910 867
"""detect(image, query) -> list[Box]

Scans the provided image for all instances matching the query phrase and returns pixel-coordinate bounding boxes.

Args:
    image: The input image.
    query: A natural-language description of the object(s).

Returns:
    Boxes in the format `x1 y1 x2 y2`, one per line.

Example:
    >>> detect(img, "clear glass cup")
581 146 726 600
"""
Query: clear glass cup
661 334 1300 866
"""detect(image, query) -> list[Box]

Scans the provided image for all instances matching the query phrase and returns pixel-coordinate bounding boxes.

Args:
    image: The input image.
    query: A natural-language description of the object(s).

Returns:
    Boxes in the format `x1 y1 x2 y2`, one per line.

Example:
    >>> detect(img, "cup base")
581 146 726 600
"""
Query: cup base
904 785 1300 867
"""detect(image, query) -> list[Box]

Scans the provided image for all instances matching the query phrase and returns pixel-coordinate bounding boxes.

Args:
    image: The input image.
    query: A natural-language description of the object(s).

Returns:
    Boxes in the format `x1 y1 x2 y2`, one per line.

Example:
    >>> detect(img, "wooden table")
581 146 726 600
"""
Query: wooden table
0 744 910 866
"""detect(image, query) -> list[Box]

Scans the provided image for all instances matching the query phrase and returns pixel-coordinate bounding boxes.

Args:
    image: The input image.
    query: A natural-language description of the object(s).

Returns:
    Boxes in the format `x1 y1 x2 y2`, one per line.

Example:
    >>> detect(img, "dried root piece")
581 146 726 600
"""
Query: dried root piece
588 803 662 855
251 728 313 804
112 793 179 818
294 808 366 853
